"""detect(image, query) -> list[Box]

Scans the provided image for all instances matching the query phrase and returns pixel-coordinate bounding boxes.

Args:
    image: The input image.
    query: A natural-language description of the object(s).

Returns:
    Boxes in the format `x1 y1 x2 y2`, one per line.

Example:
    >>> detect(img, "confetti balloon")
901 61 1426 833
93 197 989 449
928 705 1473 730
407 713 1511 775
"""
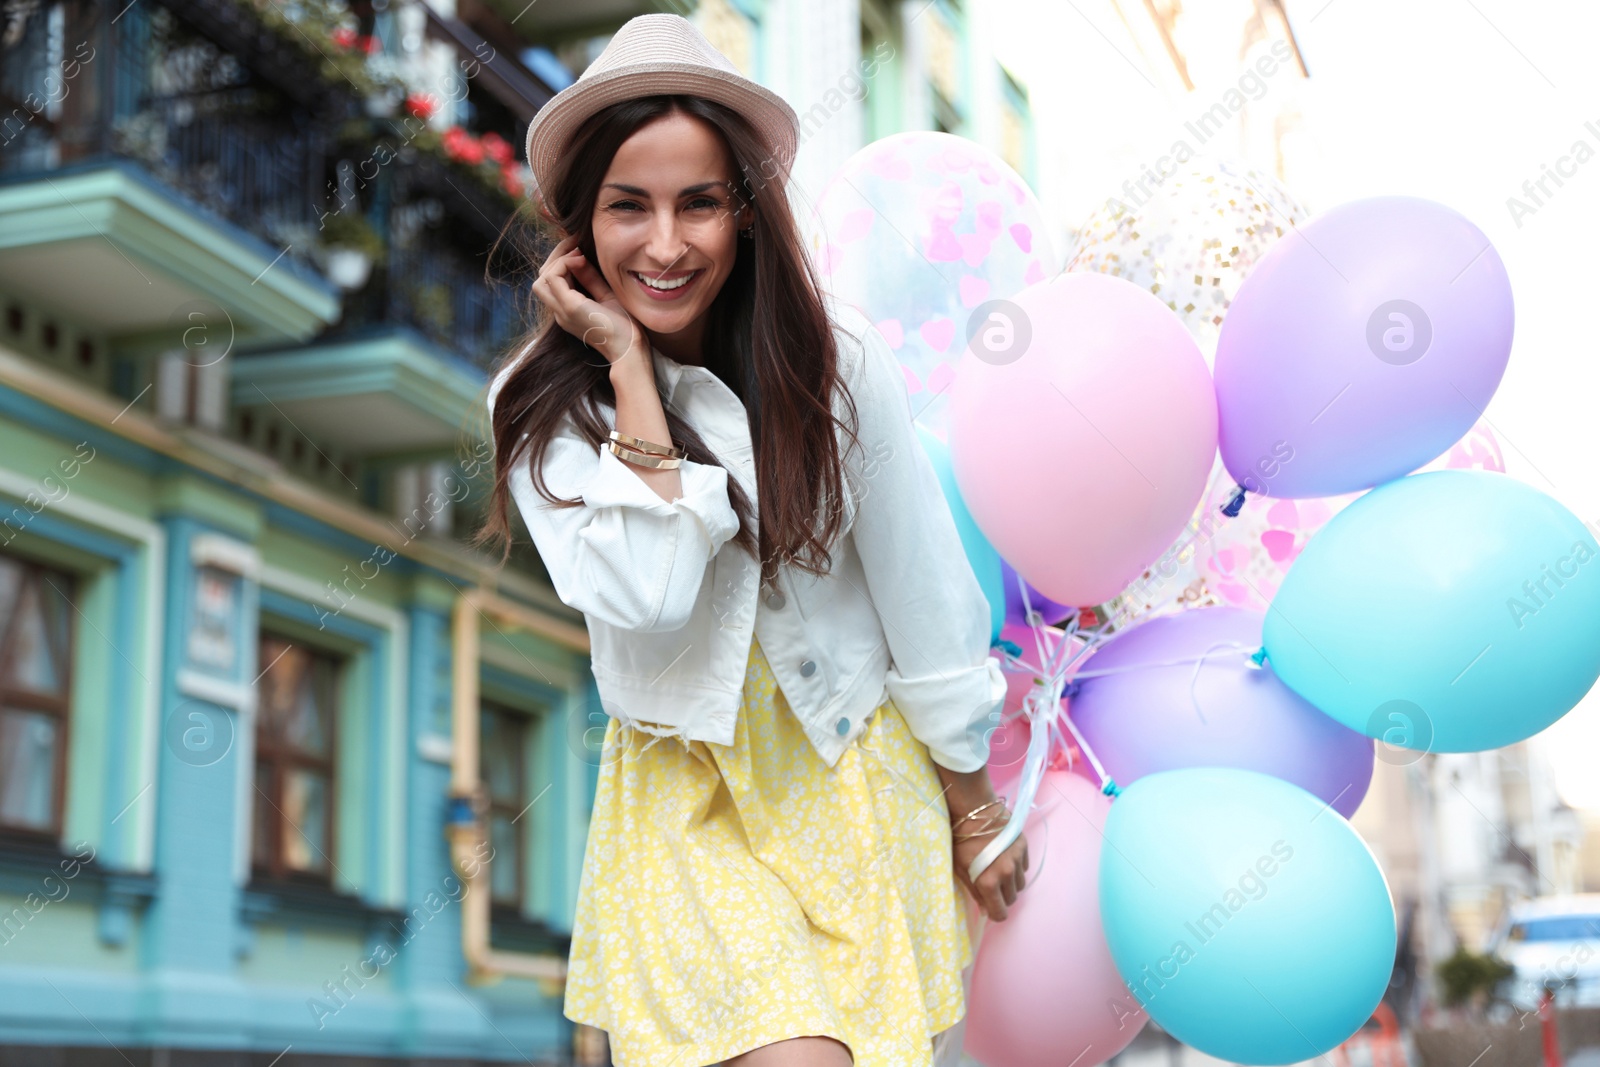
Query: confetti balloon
1064 157 1309 366
1112 420 1506 624
809 131 1057 434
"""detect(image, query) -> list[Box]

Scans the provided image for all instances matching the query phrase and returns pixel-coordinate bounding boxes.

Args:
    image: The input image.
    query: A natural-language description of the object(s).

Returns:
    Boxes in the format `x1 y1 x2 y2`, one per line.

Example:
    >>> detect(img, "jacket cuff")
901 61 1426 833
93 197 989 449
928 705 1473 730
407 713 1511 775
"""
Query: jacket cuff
582 444 741 545
887 656 1008 774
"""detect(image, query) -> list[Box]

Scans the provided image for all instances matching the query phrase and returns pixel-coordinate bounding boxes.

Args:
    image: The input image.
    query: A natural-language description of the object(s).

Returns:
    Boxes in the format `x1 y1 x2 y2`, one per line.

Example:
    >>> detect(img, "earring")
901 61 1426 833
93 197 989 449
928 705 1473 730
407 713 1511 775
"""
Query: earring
739 226 754 239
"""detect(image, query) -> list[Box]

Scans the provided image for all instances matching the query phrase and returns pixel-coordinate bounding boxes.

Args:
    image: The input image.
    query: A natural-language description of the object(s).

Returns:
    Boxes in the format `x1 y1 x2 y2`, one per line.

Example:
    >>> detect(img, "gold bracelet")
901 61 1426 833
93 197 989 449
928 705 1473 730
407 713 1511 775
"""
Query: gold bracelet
951 797 1007 829
607 439 683 470
952 808 1013 842
609 429 684 459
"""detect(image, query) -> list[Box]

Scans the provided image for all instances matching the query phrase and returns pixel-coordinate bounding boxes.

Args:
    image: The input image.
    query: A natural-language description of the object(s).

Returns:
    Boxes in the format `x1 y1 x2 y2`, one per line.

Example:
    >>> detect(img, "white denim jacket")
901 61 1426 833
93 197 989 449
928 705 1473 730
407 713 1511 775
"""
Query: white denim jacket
489 294 1005 772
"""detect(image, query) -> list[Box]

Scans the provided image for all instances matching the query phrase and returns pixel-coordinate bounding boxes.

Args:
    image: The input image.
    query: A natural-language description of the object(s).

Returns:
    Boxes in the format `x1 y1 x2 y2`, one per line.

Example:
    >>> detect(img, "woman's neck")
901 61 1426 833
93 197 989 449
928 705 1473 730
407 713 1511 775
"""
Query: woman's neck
646 320 708 367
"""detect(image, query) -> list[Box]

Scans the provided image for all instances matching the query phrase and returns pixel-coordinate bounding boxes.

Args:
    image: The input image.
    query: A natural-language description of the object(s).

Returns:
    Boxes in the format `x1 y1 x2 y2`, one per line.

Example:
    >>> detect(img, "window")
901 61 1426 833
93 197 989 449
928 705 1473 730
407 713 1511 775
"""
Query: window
0 553 75 836
253 632 339 881
480 703 527 907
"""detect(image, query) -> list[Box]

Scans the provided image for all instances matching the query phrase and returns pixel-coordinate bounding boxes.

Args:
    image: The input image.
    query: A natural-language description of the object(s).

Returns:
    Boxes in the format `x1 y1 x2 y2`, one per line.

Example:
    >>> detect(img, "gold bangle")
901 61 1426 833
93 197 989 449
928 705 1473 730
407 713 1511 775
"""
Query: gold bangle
607 440 683 469
951 798 1007 829
609 429 684 459
953 809 1013 842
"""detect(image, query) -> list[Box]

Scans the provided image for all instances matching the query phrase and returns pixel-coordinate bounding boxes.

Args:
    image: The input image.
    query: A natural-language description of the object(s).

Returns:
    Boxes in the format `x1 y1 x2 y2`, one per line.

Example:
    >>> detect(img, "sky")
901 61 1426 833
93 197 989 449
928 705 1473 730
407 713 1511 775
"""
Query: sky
986 0 1600 809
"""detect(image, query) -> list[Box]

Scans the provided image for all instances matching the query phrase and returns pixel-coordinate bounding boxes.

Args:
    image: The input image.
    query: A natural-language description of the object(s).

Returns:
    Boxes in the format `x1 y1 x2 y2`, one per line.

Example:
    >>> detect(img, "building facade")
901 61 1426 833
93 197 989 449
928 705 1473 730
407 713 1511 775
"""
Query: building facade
0 0 1033 1061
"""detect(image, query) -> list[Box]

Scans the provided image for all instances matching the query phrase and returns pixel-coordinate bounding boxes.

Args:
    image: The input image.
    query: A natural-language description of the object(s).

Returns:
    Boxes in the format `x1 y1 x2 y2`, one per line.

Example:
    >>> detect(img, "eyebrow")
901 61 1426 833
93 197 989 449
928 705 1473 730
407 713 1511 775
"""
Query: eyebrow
601 181 730 197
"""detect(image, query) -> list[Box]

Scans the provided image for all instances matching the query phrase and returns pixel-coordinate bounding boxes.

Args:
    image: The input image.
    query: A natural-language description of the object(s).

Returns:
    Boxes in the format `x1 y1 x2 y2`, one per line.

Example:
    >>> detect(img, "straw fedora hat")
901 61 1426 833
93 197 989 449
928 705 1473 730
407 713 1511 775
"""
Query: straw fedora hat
523 13 801 206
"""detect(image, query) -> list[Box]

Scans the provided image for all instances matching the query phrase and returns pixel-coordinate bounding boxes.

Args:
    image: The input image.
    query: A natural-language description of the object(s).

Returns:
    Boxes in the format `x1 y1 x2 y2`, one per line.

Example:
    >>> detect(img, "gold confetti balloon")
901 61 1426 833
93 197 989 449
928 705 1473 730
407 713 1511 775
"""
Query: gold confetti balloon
1063 157 1310 367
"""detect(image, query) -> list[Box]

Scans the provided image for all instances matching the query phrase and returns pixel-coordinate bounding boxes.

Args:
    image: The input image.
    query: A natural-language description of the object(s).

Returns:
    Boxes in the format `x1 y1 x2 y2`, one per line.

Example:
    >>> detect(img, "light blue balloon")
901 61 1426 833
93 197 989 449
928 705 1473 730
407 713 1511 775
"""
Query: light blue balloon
916 423 1004 645
1264 470 1600 752
1099 767 1395 1064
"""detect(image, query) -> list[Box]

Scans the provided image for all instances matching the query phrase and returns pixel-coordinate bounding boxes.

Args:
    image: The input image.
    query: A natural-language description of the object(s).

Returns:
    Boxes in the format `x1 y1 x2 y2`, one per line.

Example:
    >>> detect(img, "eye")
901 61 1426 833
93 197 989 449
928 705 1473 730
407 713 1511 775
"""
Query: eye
607 200 642 212
688 196 720 210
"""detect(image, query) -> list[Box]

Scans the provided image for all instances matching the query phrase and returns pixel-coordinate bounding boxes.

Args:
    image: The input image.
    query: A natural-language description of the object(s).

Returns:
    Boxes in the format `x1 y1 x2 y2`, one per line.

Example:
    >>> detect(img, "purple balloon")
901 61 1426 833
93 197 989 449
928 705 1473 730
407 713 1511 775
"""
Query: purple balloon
1069 606 1373 818
1001 559 1075 626
1215 196 1513 498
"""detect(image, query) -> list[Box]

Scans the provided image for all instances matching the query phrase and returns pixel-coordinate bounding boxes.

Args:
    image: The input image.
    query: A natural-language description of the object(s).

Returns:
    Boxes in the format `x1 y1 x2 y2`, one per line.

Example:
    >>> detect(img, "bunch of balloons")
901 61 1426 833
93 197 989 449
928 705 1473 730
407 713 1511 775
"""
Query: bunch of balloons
809 131 1056 438
812 139 1600 1067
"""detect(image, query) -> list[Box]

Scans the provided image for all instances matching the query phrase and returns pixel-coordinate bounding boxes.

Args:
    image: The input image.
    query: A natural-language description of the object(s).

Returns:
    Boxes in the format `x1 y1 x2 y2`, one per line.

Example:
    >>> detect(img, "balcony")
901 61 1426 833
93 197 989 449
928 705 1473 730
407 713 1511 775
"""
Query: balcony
229 325 493 457
0 160 341 348
1 0 548 467
0 0 346 346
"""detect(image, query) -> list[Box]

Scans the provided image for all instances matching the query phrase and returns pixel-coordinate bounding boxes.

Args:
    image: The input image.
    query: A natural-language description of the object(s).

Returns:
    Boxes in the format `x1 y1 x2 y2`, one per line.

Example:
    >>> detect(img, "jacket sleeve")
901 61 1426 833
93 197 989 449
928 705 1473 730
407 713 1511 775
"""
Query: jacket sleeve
489 366 741 633
839 315 1008 773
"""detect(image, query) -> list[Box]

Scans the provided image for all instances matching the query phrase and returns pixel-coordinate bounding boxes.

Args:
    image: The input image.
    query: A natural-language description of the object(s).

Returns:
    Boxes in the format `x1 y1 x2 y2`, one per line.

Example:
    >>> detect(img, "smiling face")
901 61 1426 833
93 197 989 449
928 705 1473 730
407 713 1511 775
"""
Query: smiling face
590 109 751 366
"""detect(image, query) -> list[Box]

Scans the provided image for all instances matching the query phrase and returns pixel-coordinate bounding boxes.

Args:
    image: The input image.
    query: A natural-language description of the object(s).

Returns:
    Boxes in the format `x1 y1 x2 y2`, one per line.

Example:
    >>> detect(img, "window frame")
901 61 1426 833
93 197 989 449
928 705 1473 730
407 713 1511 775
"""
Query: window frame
0 550 77 840
480 699 529 909
251 628 342 886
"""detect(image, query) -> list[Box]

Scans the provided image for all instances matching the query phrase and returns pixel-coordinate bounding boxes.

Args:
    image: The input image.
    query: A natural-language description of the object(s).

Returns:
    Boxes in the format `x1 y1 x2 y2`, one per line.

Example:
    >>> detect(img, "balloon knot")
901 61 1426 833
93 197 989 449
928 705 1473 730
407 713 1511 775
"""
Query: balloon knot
1061 680 1081 699
1220 486 1248 517
1249 647 1268 668
996 638 1023 658
1101 779 1121 798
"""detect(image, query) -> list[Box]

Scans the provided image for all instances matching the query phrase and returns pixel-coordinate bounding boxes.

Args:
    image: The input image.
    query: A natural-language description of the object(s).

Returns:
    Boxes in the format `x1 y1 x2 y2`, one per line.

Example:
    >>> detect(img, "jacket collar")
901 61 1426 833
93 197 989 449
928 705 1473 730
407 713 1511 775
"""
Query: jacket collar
648 340 717 410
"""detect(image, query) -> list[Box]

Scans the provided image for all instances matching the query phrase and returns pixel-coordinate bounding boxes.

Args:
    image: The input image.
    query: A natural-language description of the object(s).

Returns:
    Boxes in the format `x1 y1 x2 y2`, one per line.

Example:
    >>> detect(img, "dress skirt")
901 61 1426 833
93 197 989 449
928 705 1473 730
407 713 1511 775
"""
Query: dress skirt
562 633 975 1066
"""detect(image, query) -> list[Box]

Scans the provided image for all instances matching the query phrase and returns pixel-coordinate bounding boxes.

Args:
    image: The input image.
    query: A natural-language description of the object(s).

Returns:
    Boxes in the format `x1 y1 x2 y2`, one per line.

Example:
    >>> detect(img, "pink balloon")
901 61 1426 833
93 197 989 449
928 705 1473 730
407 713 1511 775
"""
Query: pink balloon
950 272 1218 607
965 772 1148 1065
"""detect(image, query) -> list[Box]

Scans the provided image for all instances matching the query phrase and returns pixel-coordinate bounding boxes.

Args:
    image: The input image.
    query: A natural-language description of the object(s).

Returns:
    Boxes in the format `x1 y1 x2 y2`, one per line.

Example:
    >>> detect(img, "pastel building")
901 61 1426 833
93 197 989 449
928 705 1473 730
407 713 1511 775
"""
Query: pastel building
0 0 1033 1062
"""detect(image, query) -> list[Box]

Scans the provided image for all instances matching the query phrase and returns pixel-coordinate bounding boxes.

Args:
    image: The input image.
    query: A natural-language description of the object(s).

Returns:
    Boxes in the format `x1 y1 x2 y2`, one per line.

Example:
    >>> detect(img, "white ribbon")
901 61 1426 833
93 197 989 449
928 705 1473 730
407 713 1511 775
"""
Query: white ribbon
963 584 1261 884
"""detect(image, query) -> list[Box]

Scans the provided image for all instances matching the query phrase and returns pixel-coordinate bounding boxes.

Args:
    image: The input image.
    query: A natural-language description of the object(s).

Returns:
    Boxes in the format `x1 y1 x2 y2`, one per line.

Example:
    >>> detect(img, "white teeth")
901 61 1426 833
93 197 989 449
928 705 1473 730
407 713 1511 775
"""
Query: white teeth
633 270 697 291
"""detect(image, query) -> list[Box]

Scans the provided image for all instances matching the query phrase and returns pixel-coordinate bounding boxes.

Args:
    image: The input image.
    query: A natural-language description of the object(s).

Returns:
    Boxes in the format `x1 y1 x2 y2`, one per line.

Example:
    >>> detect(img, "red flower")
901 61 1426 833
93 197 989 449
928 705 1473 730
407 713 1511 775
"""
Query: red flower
480 132 513 166
501 167 524 198
404 92 438 119
330 26 356 48
356 33 381 54
441 127 484 165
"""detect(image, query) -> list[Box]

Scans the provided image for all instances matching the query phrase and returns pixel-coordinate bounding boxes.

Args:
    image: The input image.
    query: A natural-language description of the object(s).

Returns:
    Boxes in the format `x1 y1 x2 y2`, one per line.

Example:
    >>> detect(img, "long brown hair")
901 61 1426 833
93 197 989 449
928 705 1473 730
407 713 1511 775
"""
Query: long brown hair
473 94 859 592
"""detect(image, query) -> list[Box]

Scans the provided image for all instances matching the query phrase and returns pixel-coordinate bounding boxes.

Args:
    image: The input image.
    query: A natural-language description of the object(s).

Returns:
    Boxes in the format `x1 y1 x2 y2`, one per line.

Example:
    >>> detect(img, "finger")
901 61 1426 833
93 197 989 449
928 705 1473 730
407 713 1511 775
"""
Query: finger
530 275 561 319
538 237 583 286
542 233 579 270
569 253 616 302
997 869 1017 907
543 268 592 318
979 875 1008 921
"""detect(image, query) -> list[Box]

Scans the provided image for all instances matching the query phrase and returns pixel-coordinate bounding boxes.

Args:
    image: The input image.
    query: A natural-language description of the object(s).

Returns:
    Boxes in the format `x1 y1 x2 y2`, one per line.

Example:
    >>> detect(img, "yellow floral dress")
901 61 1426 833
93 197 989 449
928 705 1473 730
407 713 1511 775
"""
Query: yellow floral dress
562 633 975 1066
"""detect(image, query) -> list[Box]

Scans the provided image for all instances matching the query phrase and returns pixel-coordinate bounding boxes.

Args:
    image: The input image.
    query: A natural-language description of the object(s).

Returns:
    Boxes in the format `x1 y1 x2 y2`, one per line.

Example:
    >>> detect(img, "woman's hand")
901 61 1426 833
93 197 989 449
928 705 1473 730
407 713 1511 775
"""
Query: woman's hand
531 233 647 373
938 766 1030 922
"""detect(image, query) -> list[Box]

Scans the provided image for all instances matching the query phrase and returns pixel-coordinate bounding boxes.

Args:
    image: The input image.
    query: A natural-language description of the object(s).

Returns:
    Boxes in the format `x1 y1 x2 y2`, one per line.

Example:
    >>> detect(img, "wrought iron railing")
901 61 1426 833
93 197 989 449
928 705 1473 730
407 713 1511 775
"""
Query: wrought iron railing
1 0 529 371
0 0 340 263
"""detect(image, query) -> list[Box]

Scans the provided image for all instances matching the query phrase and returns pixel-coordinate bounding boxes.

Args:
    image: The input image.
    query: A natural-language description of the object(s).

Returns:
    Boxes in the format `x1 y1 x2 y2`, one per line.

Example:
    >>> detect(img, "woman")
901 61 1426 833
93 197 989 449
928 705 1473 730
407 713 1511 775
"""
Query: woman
478 14 1030 1067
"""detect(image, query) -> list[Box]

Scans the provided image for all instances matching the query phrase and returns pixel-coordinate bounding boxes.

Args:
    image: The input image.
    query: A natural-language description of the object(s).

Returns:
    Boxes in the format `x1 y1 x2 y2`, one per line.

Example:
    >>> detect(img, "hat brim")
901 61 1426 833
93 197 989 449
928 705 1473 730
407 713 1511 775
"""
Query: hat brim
525 63 801 208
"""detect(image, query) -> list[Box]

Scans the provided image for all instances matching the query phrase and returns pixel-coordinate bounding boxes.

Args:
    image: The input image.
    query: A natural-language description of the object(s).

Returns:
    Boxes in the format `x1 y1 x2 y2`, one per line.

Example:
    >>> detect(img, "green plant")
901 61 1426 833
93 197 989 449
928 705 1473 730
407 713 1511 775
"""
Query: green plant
1435 944 1516 1009
318 209 386 259
240 0 404 99
413 281 453 336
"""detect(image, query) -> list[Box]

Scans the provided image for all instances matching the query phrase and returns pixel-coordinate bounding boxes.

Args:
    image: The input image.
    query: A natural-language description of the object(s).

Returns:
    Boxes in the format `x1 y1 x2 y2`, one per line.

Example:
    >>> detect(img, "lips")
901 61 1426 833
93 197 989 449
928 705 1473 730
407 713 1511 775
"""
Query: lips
630 268 704 296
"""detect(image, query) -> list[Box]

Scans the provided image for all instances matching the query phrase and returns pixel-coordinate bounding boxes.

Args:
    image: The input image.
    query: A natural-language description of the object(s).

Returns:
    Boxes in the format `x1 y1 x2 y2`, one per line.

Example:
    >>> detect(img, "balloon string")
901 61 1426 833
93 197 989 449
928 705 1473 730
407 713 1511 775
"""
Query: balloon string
968 582 1127 882
995 610 1266 807
965 577 1069 881
1056 705 1117 797
1015 642 1261 684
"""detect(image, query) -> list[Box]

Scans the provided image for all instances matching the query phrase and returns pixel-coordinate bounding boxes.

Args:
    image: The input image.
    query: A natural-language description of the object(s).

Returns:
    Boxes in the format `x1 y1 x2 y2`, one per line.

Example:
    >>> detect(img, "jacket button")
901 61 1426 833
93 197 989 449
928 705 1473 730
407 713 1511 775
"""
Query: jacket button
835 716 850 735
765 591 786 610
799 659 816 677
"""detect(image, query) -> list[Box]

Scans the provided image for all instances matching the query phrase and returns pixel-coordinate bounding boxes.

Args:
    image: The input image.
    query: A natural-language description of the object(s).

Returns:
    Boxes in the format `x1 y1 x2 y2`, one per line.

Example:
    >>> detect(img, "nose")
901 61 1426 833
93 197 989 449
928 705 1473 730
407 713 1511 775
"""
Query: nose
644 206 690 268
